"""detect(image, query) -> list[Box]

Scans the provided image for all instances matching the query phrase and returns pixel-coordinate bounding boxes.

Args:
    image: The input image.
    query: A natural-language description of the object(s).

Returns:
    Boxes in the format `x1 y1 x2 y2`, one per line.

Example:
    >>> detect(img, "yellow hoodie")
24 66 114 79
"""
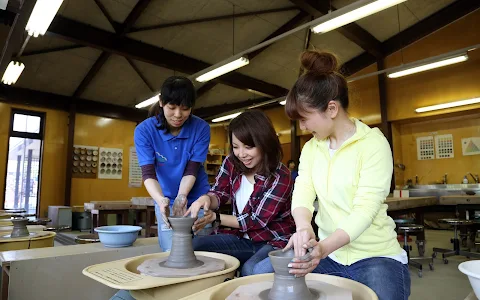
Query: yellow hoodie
292 118 403 265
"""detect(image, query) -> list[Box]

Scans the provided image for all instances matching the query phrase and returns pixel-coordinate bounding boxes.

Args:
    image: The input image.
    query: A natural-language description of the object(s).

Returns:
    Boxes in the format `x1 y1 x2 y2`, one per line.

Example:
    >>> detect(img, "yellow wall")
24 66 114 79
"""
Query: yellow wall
264 106 291 144
70 114 149 206
209 125 228 153
0 103 68 217
386 10 480 121
396 114 480 186
348 63 382 125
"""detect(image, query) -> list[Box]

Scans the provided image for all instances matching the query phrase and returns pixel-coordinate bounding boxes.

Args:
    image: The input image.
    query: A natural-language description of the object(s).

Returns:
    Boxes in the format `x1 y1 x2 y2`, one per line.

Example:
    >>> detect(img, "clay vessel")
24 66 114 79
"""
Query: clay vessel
11 217 30 238
162 217 203 269
266 249 315 300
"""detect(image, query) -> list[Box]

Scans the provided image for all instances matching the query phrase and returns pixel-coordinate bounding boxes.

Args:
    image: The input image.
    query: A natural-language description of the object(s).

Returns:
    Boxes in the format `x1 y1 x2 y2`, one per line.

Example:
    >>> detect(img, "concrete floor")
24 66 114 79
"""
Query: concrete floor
54 229 478 300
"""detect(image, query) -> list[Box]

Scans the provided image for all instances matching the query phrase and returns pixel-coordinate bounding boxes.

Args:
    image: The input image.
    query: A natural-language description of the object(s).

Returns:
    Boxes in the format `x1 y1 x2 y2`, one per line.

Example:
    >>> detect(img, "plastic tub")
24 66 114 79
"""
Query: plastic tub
459 260 480 299
94 225 142 247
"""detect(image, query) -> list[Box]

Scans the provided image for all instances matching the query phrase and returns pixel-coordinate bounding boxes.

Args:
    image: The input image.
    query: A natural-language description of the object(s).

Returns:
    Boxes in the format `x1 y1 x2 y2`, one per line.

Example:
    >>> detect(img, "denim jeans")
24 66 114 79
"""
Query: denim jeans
192 234 275 276
154 203 210 252
311 256 411 300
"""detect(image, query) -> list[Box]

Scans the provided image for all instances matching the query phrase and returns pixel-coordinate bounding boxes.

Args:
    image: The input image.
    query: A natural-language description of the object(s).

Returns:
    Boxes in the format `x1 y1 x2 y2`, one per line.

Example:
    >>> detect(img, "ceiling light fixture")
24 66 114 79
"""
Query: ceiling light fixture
415 97 480 113
387 53 468 78
26 0 64 37
195 57 249 83
279 100 286 105
211 112 242 123
1 61 25 85
135 94 160 109
311 0 407 34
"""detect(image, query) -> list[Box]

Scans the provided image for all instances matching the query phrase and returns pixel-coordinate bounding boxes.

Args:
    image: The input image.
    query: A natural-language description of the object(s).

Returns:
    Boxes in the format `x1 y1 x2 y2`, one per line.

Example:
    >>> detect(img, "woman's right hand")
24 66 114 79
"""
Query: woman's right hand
185 194 211 218
283 226 316 258
157 196 171 228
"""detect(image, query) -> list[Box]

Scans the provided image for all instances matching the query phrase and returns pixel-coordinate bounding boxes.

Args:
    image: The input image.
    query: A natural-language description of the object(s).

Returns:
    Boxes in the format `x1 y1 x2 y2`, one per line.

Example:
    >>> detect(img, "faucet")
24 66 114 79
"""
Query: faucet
442 173 448 184
468 173 479 184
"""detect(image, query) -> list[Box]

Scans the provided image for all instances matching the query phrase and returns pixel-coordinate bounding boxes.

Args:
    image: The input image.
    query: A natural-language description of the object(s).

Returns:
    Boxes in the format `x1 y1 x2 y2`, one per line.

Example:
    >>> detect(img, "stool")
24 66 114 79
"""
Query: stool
395 218 426 256
75 233 100 244
398 224 433 278
432 219 480 263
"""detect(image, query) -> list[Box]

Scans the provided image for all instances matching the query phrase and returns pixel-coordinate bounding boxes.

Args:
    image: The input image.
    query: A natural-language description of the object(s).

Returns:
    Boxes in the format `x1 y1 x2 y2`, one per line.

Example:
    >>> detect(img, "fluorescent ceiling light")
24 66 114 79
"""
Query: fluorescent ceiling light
25 0 64 37
415 97 480 113
135 94 160 109
1 61 25 85
387 54 468 78
212 112 242 123
279 100 286 105
311 0 407 34
247 89 274 98
196 57 249 83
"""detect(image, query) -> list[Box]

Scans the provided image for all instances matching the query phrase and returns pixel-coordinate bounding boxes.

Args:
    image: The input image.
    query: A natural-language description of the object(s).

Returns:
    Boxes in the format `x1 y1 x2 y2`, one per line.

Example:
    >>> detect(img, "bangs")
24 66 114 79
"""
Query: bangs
160 76 196 108
230 120 255 147
285 87 309 120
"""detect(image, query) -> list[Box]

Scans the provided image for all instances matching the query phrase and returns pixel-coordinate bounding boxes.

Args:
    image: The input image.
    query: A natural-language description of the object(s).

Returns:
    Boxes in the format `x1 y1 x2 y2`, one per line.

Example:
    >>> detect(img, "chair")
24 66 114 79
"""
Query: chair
398 224 434 278
432 219 480 264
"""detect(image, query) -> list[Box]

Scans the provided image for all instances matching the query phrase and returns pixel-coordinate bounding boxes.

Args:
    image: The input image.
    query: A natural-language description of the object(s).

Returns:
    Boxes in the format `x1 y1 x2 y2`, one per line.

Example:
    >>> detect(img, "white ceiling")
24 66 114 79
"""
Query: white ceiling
11 0 461 110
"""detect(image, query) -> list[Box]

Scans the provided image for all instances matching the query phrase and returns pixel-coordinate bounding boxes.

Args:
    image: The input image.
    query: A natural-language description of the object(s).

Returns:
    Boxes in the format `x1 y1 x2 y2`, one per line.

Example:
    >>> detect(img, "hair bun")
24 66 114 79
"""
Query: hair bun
300 50 338 74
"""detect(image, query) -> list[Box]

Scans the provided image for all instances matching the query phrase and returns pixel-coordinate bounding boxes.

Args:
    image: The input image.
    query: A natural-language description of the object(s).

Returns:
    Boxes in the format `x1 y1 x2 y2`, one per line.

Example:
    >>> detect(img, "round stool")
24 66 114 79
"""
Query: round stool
394 218 415 225
75 233 100 244
398 224 433 278
433 219 479 263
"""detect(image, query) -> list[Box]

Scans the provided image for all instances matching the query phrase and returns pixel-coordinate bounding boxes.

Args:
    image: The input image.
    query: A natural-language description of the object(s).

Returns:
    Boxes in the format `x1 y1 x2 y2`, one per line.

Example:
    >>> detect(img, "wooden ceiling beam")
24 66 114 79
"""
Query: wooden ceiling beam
342 0 480 77
289 0 383 58
72 52 111 97
47 15 288 98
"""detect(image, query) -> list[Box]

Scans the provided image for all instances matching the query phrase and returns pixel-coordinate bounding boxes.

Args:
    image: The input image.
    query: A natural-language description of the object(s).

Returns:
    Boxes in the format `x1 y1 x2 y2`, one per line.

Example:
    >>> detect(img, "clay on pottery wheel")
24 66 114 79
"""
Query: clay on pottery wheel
263 249 317 300
137 216 226 277
10 217 30 238
226 249 352 300
162 217 203 269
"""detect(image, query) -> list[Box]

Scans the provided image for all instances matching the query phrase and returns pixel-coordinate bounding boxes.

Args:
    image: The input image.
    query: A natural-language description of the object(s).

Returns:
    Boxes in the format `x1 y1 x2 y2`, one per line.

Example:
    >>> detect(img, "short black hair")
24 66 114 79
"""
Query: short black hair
148 76 196 131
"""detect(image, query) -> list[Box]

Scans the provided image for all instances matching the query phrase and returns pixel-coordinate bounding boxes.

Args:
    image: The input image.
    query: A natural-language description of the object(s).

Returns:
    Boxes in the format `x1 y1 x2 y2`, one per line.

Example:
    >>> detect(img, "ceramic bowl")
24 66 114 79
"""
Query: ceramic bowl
459 260 480 298
94 225 142 248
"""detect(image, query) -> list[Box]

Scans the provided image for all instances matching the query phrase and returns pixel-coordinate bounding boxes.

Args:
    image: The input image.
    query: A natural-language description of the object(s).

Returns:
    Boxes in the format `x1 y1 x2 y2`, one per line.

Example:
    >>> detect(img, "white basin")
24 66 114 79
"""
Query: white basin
459 260 480 299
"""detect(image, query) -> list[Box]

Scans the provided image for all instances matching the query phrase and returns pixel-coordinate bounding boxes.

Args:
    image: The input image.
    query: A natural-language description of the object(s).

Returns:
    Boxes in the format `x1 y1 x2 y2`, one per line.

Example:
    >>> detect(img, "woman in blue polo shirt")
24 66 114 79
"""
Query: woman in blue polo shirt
134 75 211 252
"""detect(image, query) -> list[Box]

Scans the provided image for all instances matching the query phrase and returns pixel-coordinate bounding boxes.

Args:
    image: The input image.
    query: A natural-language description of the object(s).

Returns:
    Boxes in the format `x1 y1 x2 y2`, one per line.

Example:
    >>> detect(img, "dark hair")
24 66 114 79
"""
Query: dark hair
228 110 282 176
287 160 295 167
148 76 196 131
285 50 348 120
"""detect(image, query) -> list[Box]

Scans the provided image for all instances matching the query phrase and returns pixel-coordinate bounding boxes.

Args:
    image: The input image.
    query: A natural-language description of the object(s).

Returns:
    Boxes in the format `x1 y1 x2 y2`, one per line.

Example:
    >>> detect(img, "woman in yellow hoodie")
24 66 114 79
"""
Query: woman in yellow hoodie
283 50 410 300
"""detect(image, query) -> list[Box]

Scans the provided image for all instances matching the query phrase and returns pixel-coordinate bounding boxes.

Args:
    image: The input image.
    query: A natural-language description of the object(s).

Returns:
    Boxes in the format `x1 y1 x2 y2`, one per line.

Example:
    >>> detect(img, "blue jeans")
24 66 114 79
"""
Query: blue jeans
155 203 210 252
192 234 275 276
310 256 411 300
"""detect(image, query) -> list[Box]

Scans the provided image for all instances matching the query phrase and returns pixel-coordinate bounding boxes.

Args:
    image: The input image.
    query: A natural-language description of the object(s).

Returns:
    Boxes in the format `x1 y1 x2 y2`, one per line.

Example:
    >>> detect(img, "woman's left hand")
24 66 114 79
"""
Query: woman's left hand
288 239 325 277
192 210 215 234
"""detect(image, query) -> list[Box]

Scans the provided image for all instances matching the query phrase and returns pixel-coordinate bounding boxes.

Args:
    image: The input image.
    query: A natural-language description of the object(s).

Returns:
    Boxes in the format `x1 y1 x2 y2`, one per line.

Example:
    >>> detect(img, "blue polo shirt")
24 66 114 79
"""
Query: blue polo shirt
134 115 210 206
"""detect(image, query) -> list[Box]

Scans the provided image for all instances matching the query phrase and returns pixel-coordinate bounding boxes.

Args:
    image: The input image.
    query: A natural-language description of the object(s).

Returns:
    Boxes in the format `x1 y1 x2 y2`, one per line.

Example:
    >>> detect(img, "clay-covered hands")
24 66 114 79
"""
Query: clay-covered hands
172 194 188 217
184 194 211 218
157 196 171 228
287 239 325 277
284 226 317 258
192 210 215 235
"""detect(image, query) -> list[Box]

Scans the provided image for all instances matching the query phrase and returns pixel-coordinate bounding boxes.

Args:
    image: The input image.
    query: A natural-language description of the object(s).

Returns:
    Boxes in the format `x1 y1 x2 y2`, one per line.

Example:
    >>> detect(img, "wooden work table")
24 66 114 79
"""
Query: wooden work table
84 201 147 233
0 237 159 300
386 196 439 211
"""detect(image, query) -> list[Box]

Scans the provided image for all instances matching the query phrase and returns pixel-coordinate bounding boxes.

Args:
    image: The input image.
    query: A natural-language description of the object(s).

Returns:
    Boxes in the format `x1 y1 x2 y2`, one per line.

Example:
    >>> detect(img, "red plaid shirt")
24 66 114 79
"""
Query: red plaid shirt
209 155 295 249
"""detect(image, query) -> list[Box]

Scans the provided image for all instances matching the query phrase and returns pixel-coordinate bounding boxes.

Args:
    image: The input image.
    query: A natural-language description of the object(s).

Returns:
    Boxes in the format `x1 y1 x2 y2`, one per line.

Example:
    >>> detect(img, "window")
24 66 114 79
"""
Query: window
3 109 45 215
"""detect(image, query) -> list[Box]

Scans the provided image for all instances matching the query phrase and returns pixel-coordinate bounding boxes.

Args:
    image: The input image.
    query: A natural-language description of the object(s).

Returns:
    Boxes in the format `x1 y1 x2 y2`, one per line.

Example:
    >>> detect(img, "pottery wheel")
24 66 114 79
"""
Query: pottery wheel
226 280 352 300
0 231 47 240
137 255 225 278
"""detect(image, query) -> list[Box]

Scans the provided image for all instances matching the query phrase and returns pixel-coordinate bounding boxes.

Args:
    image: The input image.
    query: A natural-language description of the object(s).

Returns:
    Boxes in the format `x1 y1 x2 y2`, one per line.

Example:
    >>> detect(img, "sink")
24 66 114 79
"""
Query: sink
407 184 480 197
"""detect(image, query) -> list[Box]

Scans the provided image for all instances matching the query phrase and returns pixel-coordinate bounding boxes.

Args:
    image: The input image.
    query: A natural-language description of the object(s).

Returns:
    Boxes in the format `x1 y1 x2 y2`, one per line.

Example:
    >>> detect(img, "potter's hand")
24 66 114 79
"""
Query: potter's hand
172 194 187 217
283 226 316 258
157 196 171 228
288 239 323 277
184 194 211 218
192 210 215 235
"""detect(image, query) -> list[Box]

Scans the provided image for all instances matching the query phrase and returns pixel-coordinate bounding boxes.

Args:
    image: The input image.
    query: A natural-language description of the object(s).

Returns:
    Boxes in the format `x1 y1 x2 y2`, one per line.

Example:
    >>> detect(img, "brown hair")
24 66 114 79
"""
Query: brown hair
228 110 282 176
285 50 348 119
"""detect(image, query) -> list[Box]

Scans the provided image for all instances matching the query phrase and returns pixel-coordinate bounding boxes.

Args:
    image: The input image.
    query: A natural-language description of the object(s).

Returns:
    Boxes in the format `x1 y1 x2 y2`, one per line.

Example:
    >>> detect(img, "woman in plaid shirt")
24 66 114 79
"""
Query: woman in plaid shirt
186 110 295 276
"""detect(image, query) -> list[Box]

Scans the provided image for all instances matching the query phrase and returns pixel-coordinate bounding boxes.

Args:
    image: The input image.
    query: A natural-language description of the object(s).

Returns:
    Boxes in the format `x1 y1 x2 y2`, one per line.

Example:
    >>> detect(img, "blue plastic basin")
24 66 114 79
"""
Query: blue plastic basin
94 225 142 248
